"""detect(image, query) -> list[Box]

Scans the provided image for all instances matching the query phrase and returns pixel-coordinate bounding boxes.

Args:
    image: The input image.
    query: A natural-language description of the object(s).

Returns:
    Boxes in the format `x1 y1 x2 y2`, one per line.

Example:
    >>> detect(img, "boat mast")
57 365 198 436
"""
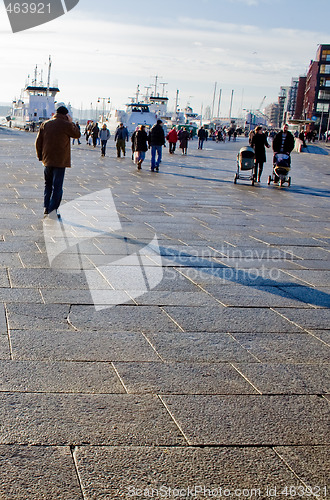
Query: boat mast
175 89 179 123
47 55 52 96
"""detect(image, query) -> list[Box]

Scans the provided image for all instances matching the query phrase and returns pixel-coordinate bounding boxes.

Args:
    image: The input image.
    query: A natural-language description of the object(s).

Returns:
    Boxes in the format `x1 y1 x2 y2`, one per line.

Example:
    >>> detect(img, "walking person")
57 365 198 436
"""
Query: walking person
91 122 99 148
251 126 270 182
272 123 295 183
148 119 165 171
35 105 81 218
99 123 110 156
166 126 178 154
178 127 190 155
72 121 81 145
115 123 129 157
133 125 148 170
197 126 207 149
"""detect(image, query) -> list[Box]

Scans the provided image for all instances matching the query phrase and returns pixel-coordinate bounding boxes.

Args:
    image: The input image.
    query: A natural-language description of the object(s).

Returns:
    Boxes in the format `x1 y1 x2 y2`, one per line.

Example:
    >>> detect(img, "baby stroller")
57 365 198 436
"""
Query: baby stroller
268 153 291 187
234 146 255 185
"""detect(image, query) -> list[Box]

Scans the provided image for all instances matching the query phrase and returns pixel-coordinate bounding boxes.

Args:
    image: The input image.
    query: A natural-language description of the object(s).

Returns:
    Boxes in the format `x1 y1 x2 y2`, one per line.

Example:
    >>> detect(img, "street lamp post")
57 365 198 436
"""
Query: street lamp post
98 97 111 123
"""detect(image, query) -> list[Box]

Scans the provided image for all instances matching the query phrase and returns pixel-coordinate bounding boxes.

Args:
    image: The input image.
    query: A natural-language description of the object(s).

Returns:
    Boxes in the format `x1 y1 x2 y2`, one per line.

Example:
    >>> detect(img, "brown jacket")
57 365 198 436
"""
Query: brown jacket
35 113 81 168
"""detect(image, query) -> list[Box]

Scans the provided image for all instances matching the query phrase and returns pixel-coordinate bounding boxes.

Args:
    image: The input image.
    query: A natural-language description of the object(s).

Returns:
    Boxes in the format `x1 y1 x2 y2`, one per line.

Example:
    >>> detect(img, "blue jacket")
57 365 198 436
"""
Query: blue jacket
115 126 128 141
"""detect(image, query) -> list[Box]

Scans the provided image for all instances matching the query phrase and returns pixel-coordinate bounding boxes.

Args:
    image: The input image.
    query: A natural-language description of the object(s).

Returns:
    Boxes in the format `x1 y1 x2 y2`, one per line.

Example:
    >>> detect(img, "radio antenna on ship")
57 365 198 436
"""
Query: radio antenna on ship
47 55 52 96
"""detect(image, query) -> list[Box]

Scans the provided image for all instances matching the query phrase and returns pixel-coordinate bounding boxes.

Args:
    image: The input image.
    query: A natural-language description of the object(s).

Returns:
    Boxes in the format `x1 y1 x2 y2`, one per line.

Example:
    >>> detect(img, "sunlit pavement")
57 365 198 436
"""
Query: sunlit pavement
0 128 329 499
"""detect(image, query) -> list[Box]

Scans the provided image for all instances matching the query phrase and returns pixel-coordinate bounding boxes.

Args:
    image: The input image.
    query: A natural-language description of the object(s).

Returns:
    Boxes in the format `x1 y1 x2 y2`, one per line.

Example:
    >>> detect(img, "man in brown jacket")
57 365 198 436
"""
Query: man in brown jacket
36 106 81 217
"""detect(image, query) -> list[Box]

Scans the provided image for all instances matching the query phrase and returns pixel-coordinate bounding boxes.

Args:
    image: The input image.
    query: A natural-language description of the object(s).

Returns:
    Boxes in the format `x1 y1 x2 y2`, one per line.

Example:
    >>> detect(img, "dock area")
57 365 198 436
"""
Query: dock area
0 127 329 499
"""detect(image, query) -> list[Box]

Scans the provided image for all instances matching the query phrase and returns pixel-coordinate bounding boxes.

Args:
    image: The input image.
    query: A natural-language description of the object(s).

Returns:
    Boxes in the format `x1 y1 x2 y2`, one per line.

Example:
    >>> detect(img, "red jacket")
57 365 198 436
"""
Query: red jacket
167 129 178 143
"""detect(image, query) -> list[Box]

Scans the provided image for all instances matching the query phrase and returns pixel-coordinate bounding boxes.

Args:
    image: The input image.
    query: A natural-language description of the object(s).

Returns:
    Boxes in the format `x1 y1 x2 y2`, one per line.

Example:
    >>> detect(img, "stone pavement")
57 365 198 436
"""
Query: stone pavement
0 127 329 499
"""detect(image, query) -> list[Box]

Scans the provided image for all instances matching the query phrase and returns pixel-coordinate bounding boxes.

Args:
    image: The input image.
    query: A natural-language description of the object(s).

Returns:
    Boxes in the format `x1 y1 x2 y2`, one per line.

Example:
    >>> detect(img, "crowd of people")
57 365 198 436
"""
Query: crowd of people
34 104 309 218
71 119 304 180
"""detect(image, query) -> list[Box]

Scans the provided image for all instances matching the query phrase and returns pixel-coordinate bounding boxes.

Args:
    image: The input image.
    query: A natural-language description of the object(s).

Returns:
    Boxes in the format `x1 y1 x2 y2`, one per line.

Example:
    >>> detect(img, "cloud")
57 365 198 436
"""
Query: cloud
0 9 326 113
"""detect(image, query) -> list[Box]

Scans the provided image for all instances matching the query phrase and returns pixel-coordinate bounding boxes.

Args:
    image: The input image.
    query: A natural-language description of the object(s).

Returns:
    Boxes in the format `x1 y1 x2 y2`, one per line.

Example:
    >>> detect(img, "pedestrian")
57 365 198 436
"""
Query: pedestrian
272 123 295 183
99 123 110 156
251 126 270 182
35 105 81 218
72 121 81 145
148 119 165 171
298 130 307 148
178 127 190 155
85 121 93 145
133 124 148 170
197 126 207 149
115 123 129 157
166 126 178 154
91 122 99 148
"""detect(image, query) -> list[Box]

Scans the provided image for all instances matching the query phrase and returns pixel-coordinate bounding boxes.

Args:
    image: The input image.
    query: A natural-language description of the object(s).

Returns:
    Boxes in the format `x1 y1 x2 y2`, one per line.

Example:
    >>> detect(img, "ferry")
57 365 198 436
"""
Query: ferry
10 57 60 130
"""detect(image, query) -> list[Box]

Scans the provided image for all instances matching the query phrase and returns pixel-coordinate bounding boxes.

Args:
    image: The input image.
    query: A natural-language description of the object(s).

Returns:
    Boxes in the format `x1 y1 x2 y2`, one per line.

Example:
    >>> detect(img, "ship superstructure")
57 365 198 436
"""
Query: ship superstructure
11 57 59 129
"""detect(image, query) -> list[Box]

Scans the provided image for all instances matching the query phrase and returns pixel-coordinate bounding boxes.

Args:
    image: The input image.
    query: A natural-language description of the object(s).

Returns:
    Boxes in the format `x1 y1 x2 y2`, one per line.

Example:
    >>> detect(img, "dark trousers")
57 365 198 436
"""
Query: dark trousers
44 166 66 213
101 140 108 156
169 142 176 153
116 139 126 157
254 161 264 180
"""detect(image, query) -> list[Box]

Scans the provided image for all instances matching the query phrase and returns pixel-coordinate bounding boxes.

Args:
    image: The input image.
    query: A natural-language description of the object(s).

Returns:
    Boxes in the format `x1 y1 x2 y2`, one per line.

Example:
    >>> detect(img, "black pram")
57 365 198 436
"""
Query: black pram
267 153 291 187
234 146 255 185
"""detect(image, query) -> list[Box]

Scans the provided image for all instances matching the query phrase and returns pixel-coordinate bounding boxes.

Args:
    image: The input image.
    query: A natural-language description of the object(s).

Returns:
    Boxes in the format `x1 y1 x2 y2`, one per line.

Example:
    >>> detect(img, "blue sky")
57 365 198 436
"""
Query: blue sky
1 0 329 117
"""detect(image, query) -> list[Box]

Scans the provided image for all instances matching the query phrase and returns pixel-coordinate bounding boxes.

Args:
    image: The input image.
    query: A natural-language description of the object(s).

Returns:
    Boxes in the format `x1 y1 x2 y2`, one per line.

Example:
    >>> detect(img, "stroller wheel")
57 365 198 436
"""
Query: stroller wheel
234 174 237 184
251 178 255 186
280 178 284 187
288 176 291 187
267 175 271 185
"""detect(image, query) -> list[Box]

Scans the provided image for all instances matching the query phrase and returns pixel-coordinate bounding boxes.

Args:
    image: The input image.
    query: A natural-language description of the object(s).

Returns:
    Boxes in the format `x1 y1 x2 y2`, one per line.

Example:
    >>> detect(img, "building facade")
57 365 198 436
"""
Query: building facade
303 44 330 133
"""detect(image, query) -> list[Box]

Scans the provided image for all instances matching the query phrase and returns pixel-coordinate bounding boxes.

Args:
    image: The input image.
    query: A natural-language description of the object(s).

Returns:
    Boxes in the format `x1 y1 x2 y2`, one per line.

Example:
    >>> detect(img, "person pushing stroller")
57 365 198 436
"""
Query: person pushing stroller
272 124 295 183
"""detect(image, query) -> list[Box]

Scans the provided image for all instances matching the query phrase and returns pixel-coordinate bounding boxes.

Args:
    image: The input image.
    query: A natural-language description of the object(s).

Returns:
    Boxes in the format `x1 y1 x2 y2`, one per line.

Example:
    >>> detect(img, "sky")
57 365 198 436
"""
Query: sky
1 0 330 118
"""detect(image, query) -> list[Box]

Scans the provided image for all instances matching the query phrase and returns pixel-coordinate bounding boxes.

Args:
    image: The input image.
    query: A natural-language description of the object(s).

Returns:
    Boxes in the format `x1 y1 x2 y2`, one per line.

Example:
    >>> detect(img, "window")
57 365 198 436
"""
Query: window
316 103 329 112
320 64 330 74
318 90 330 100
321 49 330 61
320 77 330 87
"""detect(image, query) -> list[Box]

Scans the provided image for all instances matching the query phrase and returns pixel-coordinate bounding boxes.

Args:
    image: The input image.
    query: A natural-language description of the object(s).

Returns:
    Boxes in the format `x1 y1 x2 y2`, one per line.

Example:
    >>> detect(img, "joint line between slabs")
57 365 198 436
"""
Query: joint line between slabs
272 447 320 498
111 362 130 394
71 446 87 500
158 395 191 444
160 307 185 332
230 363 262 395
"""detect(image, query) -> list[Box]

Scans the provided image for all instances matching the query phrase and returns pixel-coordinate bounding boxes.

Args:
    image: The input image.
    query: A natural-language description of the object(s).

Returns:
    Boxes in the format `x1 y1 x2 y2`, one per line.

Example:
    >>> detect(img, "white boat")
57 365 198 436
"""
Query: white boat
114 102 157 135
10 57 60 129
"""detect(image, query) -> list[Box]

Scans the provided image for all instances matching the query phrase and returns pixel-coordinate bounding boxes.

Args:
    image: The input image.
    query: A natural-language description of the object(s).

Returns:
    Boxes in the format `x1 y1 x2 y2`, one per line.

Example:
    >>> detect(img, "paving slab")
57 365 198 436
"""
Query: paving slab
275 307 330 329
232 333 330 362
74 446 304 499
274 446 329 489
162 305 300 332
203 283 312 307
113 361 258 394
67 305 180 332
279 286 330 308
6 303 71 331
234 362 330 394
161 395 330 445
10 329 160 361
0 393 185 445
0 445 82 500
144 331 256 362
0 360 125 393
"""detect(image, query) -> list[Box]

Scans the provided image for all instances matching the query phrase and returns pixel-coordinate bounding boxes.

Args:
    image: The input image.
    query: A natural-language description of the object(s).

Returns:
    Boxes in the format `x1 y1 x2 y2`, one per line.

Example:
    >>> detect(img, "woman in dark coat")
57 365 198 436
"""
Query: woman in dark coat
251 126 270 182
133 125 148 169
178 127 190 155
